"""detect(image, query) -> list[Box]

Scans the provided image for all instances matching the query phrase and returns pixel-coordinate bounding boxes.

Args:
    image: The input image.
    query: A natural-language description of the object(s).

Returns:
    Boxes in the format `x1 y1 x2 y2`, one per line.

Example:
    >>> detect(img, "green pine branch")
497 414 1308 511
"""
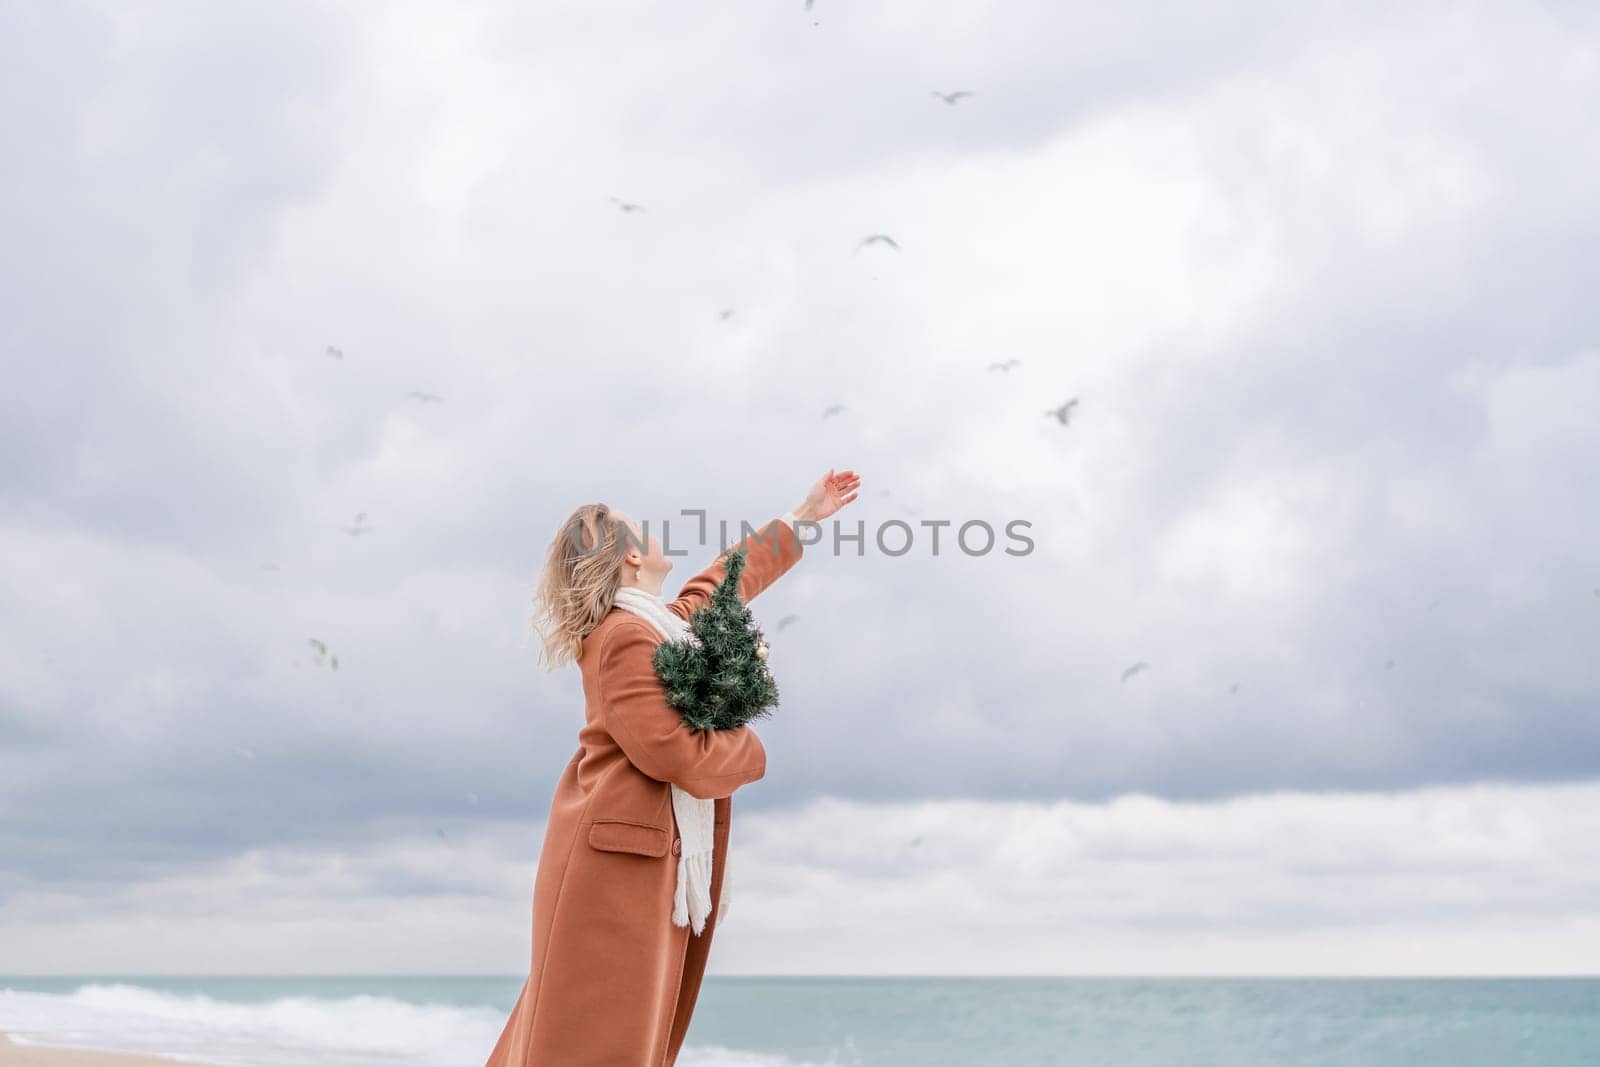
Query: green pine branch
652 546 781 732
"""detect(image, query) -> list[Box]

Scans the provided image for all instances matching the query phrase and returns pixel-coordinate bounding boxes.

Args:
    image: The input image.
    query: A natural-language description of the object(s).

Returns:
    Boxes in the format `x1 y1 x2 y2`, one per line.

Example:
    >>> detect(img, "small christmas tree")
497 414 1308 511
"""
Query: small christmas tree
652 546 780 732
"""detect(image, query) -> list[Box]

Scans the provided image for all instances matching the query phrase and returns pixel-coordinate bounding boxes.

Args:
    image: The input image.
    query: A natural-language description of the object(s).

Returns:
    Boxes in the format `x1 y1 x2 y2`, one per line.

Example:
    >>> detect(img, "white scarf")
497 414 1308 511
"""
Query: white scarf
609 585 733 936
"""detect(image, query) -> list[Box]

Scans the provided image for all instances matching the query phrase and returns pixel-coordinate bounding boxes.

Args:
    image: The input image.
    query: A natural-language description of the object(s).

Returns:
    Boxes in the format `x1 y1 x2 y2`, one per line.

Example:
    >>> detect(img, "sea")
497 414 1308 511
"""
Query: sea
1 976 1596 1067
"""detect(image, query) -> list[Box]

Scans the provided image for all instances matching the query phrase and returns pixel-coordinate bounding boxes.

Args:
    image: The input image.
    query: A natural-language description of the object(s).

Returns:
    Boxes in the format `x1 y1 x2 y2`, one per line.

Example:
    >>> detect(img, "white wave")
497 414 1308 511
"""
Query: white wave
679 1043 861 1067
0 983 840 1067
0 983 509 1067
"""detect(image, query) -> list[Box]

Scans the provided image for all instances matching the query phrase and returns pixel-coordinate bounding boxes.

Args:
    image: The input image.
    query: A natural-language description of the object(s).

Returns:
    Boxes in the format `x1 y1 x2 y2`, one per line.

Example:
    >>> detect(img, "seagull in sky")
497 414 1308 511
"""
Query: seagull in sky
856 234 900 252
1045 398 1079 426
308 638 339 671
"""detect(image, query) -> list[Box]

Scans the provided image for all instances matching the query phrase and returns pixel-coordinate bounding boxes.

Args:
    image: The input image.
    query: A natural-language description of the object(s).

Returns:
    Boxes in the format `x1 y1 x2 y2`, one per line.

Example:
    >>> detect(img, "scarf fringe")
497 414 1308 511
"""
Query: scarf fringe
672 848 713 934
668 841 734 935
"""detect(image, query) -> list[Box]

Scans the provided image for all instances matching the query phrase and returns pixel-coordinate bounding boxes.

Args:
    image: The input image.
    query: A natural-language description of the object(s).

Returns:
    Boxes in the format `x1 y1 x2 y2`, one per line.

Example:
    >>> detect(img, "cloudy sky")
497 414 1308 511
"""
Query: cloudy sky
2 0 1598 975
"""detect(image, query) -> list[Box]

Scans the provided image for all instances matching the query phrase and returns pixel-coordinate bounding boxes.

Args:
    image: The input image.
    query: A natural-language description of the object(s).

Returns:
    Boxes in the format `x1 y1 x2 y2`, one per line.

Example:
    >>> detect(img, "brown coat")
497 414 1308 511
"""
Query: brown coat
484 516 804 1067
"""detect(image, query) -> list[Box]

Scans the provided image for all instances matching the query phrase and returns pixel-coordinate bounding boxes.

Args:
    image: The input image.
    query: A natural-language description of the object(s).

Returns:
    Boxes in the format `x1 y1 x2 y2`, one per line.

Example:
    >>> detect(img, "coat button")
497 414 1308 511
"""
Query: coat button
671 838 681 856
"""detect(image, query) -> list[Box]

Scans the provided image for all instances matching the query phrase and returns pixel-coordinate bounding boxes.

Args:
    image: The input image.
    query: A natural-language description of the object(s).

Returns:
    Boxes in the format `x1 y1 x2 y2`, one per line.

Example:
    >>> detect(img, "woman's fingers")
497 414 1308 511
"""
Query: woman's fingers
816 467 861 507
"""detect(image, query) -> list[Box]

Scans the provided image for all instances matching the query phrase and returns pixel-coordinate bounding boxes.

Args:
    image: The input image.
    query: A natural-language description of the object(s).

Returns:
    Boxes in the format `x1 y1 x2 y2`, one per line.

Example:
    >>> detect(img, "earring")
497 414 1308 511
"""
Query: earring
635 568 642 582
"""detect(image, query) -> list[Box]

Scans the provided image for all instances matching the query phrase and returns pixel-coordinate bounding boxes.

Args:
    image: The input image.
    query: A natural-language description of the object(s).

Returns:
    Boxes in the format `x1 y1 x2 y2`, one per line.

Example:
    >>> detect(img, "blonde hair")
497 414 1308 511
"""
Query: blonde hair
531 502 635 671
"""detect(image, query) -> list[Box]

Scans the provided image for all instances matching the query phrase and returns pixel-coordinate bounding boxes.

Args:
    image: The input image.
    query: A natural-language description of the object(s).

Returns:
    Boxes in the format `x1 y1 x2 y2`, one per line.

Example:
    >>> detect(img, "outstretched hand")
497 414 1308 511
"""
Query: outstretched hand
795 467 861 523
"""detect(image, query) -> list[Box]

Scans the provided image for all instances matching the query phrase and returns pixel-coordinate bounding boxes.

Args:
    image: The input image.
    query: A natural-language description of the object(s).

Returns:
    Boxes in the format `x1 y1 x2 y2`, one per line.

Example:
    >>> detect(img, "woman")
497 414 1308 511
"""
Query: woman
484 468 861 1067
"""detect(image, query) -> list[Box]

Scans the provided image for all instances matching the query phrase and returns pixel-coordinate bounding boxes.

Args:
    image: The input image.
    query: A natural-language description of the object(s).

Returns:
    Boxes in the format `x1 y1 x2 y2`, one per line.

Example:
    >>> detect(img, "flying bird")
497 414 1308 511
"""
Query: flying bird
856 234 900 252
908 835 923 847
719 309 735 321
233 745 256 761
822 404 845 418
988 359 1021 372
1045 398 1079 426
1384 658 1395 671
931 90 975 105
466 792 480 806
1228 682 1240 696
776 614 798 632
259 562 280 572
1426 597 1443 611
406 391 443 404
308 639 339 671
345 512 372 536
1120 661 1150 684
325 345 344 360
609 196 646 213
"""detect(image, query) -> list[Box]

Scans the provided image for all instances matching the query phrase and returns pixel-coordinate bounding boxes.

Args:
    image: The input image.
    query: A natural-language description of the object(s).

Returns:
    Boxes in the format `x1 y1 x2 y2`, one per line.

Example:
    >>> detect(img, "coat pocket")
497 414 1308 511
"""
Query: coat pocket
587 818 670 858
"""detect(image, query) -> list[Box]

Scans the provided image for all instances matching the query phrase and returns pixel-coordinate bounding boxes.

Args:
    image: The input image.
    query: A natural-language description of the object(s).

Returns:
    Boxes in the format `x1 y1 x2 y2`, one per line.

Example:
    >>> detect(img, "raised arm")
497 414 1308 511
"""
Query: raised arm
668 515 804 624
597 620 768 799
667 468 861 623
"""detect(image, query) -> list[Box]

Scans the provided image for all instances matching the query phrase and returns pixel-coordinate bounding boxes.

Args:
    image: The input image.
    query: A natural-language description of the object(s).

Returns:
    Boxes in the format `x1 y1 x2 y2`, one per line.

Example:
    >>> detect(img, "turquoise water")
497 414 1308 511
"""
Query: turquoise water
1 976 1596 1066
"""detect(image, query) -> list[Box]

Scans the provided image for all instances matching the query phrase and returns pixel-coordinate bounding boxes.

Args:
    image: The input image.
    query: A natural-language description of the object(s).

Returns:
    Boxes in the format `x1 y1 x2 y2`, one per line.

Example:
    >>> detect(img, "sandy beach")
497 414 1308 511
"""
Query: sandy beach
0 1033 225 1067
